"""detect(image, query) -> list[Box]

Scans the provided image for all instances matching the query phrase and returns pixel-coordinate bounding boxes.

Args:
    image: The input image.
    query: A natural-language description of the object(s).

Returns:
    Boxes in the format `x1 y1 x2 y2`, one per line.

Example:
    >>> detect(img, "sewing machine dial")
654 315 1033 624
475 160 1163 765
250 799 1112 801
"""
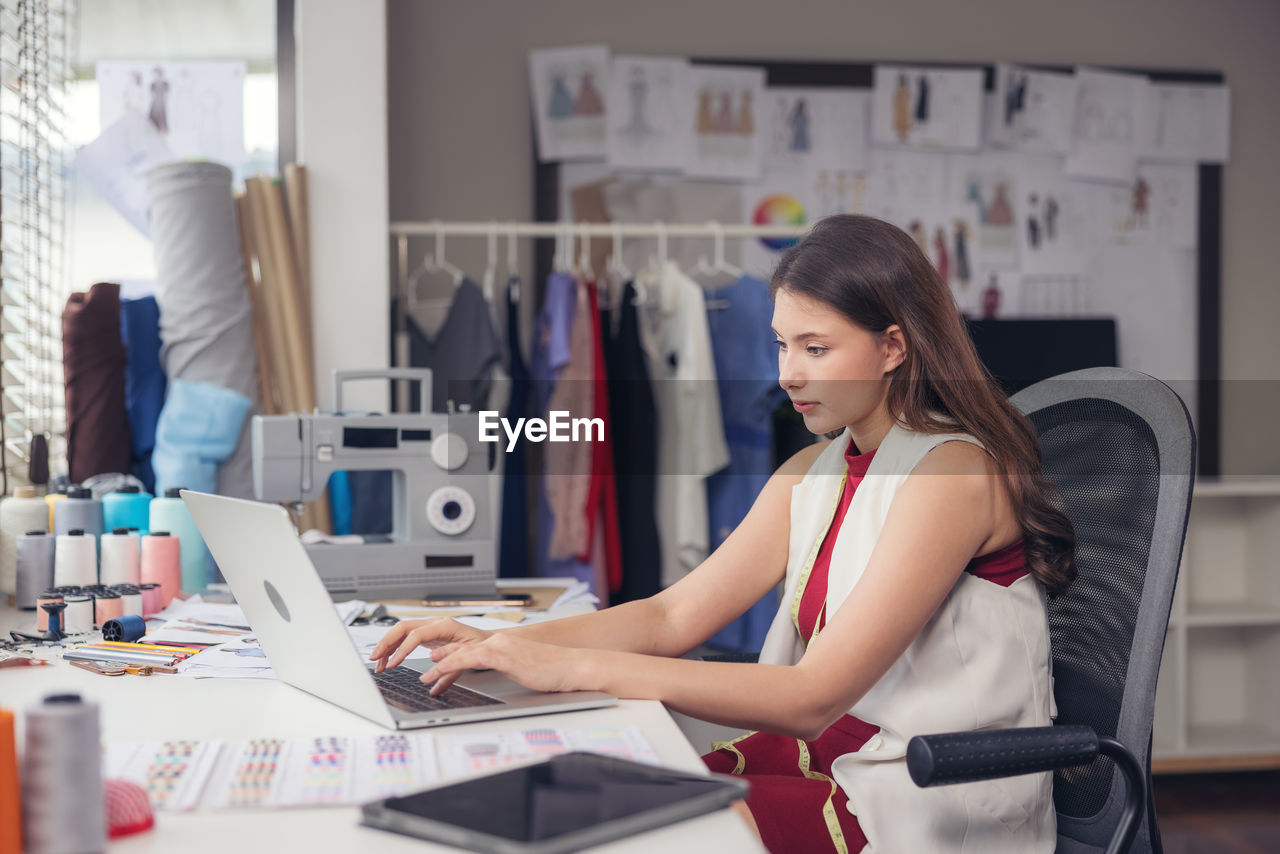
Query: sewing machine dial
431 432 469 471
425 486 476 535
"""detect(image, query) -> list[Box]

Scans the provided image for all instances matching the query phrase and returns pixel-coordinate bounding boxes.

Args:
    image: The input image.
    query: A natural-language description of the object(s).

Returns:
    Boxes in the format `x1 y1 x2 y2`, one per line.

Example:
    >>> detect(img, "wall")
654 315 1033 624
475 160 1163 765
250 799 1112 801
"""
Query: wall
384 0 1280 474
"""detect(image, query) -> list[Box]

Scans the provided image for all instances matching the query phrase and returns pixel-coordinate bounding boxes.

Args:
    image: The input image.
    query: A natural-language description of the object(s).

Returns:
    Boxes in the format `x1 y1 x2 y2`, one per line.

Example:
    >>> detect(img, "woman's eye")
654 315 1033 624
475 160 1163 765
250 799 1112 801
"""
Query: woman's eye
806 346 828 356
774 339 786 350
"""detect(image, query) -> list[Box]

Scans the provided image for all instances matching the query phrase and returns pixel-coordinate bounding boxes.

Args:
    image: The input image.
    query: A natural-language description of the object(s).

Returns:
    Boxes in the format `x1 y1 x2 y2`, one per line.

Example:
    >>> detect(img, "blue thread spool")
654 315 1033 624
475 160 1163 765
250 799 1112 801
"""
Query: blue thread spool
149 488 206 594
103 485 152 535
101 615 146 643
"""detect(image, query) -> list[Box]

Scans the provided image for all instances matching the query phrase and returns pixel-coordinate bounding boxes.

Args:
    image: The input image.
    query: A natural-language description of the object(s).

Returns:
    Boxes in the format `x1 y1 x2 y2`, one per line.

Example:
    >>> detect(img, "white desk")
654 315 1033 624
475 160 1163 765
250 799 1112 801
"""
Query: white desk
1 607 762 853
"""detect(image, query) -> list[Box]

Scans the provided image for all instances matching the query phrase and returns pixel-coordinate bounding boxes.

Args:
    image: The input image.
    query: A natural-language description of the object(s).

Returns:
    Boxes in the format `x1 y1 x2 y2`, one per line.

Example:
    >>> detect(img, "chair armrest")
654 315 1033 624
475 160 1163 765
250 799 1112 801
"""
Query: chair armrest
907 725 1145 854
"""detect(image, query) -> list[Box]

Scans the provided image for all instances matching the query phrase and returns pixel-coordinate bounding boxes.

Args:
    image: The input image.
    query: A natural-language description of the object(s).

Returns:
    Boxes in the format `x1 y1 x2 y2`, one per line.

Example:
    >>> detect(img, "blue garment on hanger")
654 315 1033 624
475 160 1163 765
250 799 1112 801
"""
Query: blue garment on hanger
119 296 166 493
152 378 252 495
704 275 788 653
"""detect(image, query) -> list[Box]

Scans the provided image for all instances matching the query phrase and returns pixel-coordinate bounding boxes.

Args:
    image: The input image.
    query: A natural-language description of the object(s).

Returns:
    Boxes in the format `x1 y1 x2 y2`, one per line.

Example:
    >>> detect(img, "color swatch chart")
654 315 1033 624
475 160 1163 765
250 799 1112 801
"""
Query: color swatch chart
103 739 224 812
436 726 658 778
204 733 438 809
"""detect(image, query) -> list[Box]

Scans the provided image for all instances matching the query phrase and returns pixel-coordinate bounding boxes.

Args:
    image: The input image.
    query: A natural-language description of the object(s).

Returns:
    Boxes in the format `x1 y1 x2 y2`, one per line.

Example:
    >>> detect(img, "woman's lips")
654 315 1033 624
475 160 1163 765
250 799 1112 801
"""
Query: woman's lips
792 401 818 413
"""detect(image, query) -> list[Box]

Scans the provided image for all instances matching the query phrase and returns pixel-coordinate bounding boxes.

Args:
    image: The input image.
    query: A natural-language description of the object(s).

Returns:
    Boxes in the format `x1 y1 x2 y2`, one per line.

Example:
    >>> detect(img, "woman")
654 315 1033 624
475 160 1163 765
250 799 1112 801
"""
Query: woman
371 215 1075 853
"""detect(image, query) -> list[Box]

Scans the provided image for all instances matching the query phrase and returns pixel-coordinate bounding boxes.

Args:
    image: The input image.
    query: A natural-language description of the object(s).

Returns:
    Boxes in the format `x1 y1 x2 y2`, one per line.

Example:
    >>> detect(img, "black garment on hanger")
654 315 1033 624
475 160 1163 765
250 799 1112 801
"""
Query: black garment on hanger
603 281 661 604
499 277 532 578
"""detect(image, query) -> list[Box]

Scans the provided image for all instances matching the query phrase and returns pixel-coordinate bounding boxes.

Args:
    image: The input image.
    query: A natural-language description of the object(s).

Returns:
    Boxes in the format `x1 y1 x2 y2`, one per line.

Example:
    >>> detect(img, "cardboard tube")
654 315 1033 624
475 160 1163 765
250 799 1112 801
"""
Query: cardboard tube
244 178 298 414
259 178 315 412
284 163 313 362
235 193 279 416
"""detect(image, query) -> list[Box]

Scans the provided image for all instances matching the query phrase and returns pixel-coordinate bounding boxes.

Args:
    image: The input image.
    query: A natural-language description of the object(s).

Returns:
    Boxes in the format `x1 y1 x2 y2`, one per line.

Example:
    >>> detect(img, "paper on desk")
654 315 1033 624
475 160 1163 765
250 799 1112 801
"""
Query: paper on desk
435 726 659 779
103 739 224 812
204 733 438 809
147 596 366 648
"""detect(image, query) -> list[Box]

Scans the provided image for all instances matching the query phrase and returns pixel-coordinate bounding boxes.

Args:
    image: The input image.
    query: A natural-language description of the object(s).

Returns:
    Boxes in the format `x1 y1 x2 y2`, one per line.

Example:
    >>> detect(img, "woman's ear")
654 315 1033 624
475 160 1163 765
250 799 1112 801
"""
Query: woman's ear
881 324 907 373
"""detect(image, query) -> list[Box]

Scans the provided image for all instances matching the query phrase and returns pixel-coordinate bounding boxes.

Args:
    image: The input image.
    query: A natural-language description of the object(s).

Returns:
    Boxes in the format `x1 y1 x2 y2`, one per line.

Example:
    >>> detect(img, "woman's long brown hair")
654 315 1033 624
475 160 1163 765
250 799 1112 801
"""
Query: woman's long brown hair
772 214 1075 594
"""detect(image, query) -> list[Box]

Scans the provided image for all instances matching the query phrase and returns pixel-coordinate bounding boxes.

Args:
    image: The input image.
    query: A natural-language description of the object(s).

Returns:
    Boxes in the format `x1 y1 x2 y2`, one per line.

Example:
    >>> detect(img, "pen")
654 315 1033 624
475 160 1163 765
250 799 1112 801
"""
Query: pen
98 640 199 657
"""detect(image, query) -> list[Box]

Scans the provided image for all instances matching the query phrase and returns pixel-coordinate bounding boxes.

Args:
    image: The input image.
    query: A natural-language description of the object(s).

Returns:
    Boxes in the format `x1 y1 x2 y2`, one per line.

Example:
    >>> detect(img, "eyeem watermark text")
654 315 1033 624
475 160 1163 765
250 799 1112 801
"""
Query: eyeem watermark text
478 410 604 452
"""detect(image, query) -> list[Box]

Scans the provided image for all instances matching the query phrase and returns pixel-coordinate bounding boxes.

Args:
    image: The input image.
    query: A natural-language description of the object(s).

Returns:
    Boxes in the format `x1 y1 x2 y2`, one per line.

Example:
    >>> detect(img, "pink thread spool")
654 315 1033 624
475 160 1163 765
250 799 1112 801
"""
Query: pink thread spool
35 590 63 632
139 533 180 608
94 590 123 625
138 583 162 617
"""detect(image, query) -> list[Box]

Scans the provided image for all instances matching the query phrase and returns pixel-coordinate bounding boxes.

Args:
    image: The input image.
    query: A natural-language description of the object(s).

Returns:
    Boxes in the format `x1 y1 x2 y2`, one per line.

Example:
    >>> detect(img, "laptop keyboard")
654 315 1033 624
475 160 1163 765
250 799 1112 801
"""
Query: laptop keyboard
373 665 504 714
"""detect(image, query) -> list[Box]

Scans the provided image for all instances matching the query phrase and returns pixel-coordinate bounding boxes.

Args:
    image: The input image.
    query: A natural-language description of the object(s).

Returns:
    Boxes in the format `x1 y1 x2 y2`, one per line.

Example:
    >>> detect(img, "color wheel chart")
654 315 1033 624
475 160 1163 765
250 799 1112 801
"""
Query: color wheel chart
752 193 806 250
103 739 224 812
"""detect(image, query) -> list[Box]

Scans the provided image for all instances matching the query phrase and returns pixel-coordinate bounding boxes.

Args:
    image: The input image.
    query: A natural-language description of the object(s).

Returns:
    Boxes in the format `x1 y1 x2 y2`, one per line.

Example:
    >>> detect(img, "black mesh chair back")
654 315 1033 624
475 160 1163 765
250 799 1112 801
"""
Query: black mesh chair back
1011 368 1195 853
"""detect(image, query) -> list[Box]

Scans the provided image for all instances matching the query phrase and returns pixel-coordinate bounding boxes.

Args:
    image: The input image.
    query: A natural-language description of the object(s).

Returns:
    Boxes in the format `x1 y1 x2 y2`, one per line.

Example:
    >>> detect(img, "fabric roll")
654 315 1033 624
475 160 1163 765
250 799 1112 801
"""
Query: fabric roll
62 282 132 483
147 161 258 499
119 296 167 493
152 379 252 496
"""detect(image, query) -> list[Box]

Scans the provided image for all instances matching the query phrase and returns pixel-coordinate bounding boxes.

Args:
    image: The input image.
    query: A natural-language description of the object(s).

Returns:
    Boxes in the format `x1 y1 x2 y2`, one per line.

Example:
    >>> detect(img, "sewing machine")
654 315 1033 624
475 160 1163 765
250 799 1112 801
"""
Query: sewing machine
251 369 496 599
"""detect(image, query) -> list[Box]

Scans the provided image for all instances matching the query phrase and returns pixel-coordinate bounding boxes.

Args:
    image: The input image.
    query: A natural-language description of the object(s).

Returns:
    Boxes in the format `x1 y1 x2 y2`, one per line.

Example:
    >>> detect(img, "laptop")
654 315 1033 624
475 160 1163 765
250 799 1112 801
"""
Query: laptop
181 491 616 729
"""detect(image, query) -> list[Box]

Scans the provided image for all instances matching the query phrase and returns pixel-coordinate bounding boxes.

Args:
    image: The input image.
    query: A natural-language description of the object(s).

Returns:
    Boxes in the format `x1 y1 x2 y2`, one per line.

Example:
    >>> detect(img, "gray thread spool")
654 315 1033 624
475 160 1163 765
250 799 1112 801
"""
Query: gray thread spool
16 532 55 610
22 694 106 854
52 486 104 546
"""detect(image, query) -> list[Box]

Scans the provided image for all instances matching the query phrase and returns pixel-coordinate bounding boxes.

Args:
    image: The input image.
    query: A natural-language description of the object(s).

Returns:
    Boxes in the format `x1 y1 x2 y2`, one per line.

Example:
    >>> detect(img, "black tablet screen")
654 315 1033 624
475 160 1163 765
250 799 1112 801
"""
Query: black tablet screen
381 754 736 842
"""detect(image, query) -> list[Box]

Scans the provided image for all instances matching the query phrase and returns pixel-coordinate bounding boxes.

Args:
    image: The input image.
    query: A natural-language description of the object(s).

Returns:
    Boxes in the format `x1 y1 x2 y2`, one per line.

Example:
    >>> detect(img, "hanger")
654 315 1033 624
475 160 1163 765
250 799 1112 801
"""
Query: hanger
407 223 464 314
577 221 596 282
481 221 498 303
712 221 744 278
506 224 520 304
606 221 637 308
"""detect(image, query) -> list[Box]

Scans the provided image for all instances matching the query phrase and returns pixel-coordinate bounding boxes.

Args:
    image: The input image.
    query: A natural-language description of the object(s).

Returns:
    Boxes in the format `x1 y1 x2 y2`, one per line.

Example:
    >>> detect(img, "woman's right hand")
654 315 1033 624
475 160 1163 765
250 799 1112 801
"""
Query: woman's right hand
369 618 493 673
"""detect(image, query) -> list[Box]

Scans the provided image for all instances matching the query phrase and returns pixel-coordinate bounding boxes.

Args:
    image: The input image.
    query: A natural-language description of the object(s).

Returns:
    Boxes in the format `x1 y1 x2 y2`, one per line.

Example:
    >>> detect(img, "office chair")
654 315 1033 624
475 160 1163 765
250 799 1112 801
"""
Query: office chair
907 367 1197 854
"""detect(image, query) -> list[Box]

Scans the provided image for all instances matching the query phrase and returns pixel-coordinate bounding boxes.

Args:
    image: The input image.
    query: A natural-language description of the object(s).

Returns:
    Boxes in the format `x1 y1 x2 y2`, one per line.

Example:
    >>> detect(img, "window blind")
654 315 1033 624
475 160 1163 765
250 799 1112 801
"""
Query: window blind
0 0 75 493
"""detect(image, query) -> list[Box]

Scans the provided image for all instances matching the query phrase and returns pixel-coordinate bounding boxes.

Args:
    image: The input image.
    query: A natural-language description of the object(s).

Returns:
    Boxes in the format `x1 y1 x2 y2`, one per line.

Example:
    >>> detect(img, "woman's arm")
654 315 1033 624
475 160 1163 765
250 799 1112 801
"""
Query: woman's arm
420 442 1013 739
370 442 826 670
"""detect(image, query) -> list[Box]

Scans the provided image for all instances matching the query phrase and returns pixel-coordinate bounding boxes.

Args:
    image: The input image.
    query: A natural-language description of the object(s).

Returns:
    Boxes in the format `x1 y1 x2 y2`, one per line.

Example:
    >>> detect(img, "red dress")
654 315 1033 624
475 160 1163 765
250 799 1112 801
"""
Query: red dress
703 443 1029 853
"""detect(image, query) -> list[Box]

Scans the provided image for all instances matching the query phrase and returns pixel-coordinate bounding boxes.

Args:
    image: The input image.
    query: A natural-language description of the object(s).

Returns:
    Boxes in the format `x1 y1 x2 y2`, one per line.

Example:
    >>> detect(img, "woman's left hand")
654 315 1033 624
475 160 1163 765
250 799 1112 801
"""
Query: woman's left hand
422 632 589 696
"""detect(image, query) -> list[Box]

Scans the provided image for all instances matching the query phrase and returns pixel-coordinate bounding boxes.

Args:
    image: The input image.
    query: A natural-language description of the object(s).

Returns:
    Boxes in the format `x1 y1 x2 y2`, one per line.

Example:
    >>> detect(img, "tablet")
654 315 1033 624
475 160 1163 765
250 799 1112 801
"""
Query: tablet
360 752 749 854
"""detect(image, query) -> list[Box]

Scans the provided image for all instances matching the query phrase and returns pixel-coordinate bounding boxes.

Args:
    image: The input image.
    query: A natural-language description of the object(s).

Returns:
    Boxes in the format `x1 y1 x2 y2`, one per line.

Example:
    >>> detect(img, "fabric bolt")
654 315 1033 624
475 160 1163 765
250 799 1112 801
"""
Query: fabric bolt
152 379 253 496
118 296 166 494
531 272 595 588
147 161 258 499
704 275 788 653
498 277 532 578
635 261 730 588
603 280 661 604
62 282 132 484
757 424 1057 853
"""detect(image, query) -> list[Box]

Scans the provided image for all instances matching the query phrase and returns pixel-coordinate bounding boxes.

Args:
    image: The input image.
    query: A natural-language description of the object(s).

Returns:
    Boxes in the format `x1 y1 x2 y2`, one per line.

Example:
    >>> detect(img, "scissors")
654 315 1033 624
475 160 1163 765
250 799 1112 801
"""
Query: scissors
69 659 154 676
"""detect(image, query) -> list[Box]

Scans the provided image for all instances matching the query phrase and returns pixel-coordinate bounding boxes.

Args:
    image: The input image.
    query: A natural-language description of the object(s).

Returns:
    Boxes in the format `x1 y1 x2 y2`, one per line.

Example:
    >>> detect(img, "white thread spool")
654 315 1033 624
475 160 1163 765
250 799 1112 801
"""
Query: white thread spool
99 529 140 586
61 595 94 635
0 485 50 597
118 586 143 617
53 530 97 588
22 693 106 854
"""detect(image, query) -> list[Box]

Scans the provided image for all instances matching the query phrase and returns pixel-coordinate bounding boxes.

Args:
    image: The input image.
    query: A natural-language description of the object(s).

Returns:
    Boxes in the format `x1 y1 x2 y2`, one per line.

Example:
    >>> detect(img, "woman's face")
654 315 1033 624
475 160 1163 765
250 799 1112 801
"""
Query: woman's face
772 287 904 437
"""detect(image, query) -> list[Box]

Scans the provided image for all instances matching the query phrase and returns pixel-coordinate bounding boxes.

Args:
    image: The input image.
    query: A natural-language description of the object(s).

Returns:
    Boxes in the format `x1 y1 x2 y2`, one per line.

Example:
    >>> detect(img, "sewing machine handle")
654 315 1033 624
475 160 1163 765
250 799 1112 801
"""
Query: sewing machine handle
333 369 433 415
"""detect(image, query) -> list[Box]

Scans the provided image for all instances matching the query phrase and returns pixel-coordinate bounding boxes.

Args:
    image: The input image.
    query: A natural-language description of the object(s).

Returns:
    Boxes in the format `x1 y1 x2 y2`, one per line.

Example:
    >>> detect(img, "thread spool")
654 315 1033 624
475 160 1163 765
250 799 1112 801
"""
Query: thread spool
103 485 151 534
139 533 181 607
138 583 162 617
43 490 65 532
1 707 20 854
62 595 93 634
101 615 146 643
53 530 97 588
117 585 143 617
22 694 106 854
94 590 123 625
34 590 62 633
52 486 105 549
0 486 50 600
149 489 206 594
16 532 55 610
99 529 140 586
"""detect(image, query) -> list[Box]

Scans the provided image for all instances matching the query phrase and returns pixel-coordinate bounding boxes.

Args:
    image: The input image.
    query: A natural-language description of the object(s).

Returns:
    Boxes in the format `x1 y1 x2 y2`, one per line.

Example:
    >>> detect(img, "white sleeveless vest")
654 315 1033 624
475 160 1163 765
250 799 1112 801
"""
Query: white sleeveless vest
759 423 1057 853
